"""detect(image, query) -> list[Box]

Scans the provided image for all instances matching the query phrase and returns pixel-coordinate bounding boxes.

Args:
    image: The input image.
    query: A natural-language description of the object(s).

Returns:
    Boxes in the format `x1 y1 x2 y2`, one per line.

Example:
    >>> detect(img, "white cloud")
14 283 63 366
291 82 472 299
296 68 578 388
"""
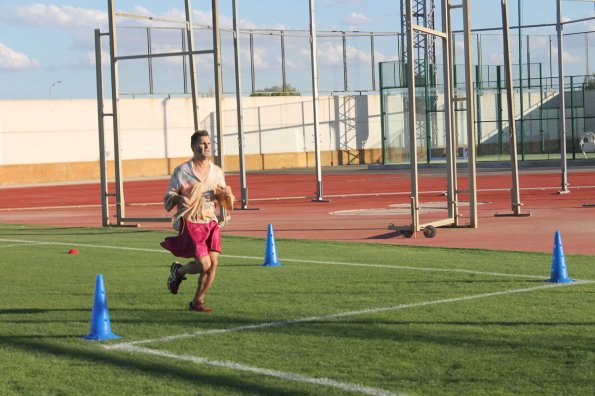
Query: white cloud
341 12 371 25
85 50 109 68
299 41 374 66
562 50 580 65
488 52 504 65
248 46 270 69
0 42 40 70
550 47 580 65
0 4 107 29
322 0 365 7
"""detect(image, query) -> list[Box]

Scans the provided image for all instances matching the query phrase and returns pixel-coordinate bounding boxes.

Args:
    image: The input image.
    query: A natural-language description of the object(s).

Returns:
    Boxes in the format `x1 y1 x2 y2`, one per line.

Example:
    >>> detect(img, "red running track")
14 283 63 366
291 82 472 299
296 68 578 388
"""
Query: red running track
0 167 593 254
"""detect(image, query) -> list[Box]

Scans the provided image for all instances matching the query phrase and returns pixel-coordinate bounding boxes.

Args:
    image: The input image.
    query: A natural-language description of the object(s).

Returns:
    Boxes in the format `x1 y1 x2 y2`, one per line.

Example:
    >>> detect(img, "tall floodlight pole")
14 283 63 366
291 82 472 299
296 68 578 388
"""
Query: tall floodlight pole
309 0 327 202
557 0 569 193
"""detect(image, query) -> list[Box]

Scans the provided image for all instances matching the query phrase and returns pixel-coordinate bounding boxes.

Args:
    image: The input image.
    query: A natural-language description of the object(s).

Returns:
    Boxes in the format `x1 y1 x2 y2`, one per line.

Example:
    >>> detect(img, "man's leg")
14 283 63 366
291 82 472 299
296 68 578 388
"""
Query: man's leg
189 252 219 312
179 259 210 276
168 258 211 295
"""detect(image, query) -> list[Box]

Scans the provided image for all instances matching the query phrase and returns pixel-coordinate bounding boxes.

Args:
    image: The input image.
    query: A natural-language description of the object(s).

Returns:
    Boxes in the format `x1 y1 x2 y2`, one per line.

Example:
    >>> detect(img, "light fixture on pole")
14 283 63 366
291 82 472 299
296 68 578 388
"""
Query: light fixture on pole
48 80 62 98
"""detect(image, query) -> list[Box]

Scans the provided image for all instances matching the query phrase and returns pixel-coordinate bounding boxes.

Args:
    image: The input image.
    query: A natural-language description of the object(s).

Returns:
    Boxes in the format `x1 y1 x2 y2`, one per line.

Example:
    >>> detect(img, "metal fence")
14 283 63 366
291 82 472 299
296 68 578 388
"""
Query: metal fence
111 25 594 98
380 60 595 164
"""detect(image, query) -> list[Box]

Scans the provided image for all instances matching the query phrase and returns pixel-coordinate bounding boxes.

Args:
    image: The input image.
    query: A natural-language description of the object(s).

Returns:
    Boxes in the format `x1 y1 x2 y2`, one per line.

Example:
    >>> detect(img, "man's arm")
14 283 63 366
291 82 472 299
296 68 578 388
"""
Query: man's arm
164 168 182 212
164 189 181 212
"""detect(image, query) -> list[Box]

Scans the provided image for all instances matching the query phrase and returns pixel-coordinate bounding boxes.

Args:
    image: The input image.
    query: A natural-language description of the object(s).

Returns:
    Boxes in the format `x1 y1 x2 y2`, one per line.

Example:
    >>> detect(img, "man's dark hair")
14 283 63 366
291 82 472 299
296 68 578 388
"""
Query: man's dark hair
191 130 209 146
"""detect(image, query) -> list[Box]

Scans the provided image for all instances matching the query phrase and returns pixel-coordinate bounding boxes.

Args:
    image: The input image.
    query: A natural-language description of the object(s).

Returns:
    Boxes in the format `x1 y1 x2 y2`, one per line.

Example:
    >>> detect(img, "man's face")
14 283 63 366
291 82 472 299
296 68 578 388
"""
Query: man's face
192 135 211 158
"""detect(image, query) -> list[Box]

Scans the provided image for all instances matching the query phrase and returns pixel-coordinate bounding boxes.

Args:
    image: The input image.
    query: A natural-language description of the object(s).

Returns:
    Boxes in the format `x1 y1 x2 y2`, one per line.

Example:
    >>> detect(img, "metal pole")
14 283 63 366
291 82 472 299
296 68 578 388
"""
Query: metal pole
342 31 348 92
250 32 255 94
549 35 553 88
281 30 287 90
557 0 569 193
424 59 431 164
181 29 188 94
539 63 545 153
518 0 525 160
406 0 419 230
463 0 478 227
570 76 576 160
585 33 589 79
184 0 199 131
443 0 457 220
497 65 504 156
212 0 224 171
95 29 110 227
147 28 153 94
309 0 327 202
477 35 483 152
107 0 126 225
501 0 523 216
447 0 459 218
232 0 250 209
379 63 386 164
371 33 376 91
527 35 531 88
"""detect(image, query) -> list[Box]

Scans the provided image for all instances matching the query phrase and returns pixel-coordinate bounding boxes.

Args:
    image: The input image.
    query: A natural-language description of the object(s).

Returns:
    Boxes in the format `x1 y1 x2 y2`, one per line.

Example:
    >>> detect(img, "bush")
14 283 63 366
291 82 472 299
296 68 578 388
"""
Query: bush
250 84 300 96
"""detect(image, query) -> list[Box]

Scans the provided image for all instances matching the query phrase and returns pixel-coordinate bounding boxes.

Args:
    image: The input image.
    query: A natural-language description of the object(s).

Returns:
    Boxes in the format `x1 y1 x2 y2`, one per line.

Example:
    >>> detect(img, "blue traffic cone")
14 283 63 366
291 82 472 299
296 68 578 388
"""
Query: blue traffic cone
82 274 121 340
547 230 574 283
262 224 282 267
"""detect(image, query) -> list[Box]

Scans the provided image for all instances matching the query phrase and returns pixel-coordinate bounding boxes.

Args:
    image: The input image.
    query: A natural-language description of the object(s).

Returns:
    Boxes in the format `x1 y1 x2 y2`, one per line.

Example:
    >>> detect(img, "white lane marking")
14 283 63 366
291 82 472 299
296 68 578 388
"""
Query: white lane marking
0 204 100 212
0 238 555 280
112 345 403 396
2 184 593 210
106 281 589 349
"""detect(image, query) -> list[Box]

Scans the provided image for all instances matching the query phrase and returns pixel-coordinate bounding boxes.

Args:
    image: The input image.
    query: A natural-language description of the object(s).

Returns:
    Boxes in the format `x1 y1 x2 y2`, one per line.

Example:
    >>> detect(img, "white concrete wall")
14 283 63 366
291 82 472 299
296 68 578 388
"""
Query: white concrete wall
0 95 382 166
0 89 570 168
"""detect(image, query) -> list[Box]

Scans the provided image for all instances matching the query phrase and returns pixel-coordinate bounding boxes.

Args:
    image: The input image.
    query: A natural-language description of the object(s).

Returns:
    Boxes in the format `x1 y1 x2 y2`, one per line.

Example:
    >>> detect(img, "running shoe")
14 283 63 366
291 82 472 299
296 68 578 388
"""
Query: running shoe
167 262 186 294
189 300 213 313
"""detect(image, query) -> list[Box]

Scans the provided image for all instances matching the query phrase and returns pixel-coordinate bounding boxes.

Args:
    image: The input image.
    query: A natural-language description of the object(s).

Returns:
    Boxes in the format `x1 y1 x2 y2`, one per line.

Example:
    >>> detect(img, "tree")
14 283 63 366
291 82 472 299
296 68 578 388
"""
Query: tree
250 83 300 96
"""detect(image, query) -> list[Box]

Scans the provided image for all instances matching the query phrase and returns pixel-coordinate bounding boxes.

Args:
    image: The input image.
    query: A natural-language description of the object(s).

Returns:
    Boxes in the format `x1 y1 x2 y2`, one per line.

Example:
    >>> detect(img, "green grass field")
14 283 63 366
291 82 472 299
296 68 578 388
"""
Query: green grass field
1 223 593 396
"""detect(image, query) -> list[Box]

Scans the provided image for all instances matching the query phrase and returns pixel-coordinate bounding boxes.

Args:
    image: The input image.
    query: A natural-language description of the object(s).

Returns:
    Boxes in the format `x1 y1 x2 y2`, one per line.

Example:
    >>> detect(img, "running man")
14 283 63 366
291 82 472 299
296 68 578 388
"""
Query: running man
160 130 234 312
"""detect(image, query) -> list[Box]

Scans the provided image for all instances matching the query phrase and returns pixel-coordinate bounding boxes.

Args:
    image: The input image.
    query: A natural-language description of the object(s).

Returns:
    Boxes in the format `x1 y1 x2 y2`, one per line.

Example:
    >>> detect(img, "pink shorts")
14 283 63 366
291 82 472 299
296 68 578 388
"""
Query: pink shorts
160 219 221 259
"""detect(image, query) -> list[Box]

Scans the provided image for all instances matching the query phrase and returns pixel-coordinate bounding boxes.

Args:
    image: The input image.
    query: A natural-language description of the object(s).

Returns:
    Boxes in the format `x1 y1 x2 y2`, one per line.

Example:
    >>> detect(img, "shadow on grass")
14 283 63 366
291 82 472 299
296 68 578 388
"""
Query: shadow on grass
0 336 302 395
268 319 595 352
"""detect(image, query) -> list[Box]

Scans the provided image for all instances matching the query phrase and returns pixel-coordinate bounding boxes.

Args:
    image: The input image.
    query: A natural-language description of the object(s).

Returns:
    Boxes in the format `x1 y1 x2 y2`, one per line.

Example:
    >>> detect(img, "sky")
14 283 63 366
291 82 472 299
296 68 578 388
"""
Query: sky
0 0 593 100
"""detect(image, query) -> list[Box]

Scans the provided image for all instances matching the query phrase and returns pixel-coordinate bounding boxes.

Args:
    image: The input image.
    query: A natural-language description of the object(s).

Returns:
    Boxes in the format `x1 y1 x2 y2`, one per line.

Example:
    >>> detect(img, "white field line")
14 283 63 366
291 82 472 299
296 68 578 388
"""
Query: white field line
262 256 549 279
0 237 556 280
104 281 589 396
105 281 590 350
0 238 165 254
4 234 581 396
112 345 403 396
0 241 51 248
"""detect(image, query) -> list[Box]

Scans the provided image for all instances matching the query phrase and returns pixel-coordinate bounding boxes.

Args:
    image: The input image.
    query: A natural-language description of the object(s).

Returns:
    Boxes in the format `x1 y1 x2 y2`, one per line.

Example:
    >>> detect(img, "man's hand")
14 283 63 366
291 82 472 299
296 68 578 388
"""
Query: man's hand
215 185 234 211
177 194 190 208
